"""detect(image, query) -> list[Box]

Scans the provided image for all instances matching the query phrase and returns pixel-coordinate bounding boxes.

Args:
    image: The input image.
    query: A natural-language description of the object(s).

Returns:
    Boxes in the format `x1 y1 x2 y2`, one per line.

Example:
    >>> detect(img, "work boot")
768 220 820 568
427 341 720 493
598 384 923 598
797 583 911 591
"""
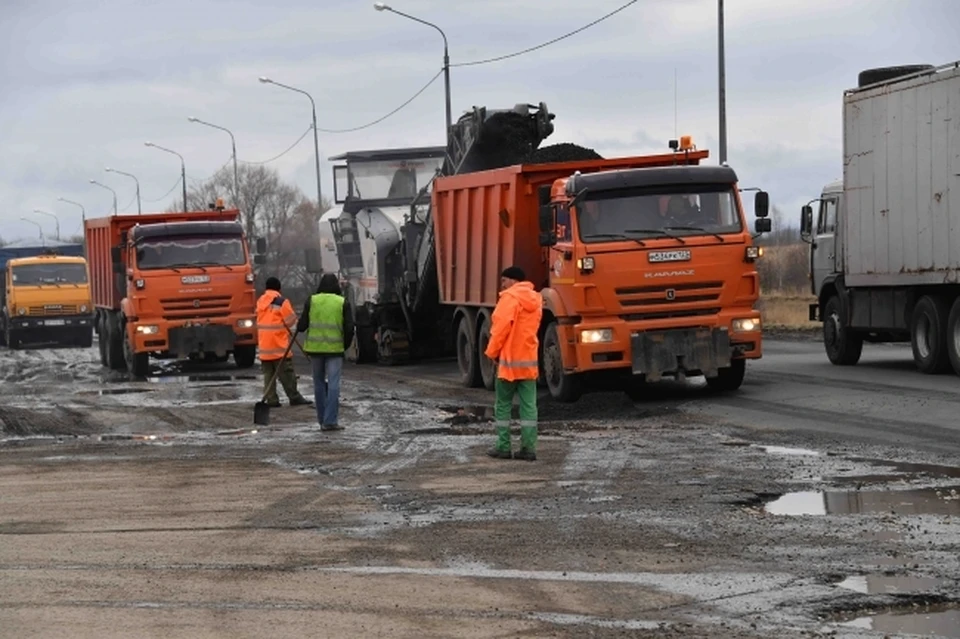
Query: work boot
289 396 313 406
486 425 512 459
515 426 538 461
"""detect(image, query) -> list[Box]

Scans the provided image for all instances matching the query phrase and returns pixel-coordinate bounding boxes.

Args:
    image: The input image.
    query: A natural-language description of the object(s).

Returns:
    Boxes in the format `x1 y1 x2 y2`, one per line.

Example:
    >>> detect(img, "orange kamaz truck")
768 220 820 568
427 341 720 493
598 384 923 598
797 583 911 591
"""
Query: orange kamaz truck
84 207 259 377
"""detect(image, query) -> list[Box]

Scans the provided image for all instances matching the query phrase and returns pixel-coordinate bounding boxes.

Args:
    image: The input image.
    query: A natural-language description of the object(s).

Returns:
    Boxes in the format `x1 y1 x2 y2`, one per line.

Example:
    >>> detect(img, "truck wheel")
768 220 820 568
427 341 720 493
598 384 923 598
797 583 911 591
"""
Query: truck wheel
6 328 20 350
705 358 746 392
123 328 150 377
106 316 126 370
911 295 950 374
477 318 496 391
541 322 581 402
233 344 257 369
823 295 863 366
946 298 960 377
455 316 482 388
97 318 108 365
77 328 93 349
0 318 6 347
857 64 934 88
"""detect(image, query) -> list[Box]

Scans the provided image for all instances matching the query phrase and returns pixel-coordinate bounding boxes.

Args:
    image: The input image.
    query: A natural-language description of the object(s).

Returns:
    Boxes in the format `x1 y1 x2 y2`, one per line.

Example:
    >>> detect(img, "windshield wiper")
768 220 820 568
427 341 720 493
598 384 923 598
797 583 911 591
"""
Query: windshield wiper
164 263 207 272
582 233 648 246
664 225 725 242
623 228 686 244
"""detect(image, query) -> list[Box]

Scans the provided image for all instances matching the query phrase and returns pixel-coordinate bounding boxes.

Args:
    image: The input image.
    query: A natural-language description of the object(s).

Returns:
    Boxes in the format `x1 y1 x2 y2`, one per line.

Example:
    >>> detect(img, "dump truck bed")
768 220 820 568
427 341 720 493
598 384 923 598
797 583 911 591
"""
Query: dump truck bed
85 210 241 310
432 151 709 308
843 62 960 286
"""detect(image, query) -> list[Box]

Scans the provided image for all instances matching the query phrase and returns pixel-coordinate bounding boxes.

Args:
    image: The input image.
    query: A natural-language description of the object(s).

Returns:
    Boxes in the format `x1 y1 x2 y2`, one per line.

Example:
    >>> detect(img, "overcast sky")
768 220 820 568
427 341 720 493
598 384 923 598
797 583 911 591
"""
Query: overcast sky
1 0 958 242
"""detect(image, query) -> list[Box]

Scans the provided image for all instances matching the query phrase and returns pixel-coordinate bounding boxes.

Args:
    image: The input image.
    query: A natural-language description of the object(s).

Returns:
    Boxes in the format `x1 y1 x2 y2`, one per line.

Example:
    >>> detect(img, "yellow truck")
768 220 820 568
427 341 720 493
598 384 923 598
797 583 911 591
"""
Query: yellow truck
0 251 95 349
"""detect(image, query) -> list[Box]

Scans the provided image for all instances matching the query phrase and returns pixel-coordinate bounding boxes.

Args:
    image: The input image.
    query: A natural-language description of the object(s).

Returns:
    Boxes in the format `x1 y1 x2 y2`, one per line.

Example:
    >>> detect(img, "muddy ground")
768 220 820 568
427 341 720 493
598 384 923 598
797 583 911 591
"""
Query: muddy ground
1 337 959 638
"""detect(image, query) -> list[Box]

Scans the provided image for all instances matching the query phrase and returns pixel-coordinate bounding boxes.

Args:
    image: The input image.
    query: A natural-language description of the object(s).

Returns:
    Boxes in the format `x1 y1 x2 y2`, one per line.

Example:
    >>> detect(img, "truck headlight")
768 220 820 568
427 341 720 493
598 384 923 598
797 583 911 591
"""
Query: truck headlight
135 279 145 289
745 246 764 262
580 328 612 344
17 307 26 316
577 256 596 273
245 273 255 284
80 304 88 313
237 319 255 328
136 325 160 335
732 318 760 332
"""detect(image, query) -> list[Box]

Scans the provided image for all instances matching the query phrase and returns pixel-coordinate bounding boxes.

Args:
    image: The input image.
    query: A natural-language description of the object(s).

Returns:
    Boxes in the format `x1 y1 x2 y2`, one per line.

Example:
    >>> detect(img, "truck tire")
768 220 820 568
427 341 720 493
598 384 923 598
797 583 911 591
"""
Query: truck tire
123 327 150 378
233 344 257 369
455 315 482 388
106 315 126 370
541 322 581 403
911 295 950 374
857 64 934 88
6 328 20 350
97 317 108 366
476 317 496 391
75 328 93 349
823 295 863 366
946 298 960 377
705 358 746 392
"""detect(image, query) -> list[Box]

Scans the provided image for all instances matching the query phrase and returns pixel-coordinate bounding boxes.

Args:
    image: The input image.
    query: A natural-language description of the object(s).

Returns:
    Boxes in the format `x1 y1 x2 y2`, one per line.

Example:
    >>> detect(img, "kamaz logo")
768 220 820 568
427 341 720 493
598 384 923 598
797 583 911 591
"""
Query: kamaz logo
645 269 695 278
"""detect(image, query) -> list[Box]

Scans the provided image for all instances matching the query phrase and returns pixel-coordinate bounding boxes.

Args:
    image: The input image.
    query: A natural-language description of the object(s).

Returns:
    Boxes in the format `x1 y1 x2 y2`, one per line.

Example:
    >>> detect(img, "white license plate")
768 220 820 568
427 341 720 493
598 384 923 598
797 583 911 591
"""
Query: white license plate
648 249 692 263
45 319 66 326
181 275 211 284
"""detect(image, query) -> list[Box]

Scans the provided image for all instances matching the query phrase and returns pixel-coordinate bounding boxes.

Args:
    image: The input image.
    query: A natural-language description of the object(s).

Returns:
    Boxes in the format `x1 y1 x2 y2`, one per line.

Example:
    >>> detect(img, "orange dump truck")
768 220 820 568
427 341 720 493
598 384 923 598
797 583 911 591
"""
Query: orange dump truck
434 141 771 401
84 209 259 377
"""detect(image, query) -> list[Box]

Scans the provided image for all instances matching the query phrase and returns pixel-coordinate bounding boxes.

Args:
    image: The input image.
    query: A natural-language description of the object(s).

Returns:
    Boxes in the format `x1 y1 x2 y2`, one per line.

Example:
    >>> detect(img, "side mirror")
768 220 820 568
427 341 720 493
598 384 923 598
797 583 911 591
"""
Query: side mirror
754 218 772 234
800 205 813 236
304 248 323 274
110 246 122 273
255 237 267 254
754 191 770 218
253 254 266 265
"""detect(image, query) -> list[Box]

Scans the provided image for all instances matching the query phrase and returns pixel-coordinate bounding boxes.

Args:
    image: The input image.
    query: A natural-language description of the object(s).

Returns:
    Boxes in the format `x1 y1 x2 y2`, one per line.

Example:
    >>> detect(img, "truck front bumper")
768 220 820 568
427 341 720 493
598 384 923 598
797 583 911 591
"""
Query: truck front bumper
132 316 256 356
9 314 94 330
631 327 730 382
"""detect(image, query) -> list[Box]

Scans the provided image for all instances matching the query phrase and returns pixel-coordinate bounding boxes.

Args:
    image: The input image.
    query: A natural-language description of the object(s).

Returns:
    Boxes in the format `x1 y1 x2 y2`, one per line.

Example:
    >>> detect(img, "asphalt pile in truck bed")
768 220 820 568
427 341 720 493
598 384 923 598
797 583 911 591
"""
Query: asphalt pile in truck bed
466 111 540 172
523 142 604 164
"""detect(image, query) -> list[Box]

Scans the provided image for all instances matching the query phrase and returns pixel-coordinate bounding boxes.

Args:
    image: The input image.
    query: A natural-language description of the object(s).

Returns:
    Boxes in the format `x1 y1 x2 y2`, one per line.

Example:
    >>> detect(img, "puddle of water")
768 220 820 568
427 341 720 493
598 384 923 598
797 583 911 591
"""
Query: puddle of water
754 445 820 457
77 388 155 396
765 486 960 516
850 457 960 480
145 374 257 384
837 603 960 637
837 574 949 595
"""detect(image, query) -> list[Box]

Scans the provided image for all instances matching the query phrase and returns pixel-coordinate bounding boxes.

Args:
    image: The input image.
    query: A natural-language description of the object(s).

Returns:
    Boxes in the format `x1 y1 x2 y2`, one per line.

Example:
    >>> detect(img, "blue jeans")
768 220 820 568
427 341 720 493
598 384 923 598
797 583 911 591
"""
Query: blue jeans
310 354 343 426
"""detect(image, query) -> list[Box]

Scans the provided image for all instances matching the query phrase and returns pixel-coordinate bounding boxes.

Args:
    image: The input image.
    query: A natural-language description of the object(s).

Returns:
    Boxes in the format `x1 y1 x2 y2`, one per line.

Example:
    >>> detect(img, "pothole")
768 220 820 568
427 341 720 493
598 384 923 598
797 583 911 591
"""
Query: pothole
764 486 960 516
835 574 950 595
834 601 960 636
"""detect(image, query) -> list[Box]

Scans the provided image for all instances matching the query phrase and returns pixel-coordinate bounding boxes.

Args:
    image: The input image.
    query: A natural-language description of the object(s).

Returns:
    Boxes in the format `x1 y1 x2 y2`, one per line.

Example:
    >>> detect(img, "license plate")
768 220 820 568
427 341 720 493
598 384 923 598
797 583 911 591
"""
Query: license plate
648 249 692 263
45 319 65 326
181 275 211 284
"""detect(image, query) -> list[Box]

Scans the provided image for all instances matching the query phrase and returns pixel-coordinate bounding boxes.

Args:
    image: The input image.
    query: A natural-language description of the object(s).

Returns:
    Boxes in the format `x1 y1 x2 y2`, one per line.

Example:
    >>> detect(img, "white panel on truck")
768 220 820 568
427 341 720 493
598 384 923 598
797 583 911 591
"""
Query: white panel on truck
843 63 960 287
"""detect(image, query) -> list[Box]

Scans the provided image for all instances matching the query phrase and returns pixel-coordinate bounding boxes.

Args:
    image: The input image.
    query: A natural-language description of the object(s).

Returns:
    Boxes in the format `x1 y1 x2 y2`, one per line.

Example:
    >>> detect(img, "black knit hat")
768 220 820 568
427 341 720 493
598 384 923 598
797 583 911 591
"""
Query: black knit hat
501 266 525 282
265 276 282 291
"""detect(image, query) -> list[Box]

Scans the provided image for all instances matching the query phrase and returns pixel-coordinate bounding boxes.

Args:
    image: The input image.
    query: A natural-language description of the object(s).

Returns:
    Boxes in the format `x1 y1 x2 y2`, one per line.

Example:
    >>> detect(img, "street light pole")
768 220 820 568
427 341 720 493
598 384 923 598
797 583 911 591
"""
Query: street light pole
20 217 45 243
105 167 142 214
145 142 188 212
374 3 452 150
258 77 324 213
58 197 86 222
32 209 60 241
718 0 727 165
187 117 240 209
89 180 118 215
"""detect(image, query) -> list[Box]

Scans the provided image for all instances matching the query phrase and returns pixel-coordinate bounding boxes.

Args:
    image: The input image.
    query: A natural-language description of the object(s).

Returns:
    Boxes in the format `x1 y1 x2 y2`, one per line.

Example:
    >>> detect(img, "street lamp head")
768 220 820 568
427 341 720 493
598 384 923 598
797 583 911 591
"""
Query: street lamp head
374 2 390 11
258 76 272 84
144 141 154 147
89 179 96 184
187 116 198 122
105 166 112 172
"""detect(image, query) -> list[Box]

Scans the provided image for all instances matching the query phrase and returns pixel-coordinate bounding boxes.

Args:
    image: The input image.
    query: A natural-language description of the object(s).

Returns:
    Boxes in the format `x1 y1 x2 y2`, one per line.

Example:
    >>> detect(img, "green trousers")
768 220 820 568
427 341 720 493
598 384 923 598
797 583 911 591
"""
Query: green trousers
493 378 538 453
261 358 306 404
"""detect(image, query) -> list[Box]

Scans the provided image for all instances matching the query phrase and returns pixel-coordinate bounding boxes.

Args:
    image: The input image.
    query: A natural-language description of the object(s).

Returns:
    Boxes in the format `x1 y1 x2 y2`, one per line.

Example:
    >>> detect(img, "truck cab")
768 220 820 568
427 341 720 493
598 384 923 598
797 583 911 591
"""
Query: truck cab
801 179 842 310
537 143 771 400
0 253 94 349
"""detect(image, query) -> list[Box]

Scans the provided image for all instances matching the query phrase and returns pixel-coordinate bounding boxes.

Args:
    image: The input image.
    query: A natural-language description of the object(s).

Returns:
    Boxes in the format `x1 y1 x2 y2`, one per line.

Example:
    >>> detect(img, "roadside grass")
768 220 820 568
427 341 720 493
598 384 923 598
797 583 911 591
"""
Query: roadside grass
758 291 819 330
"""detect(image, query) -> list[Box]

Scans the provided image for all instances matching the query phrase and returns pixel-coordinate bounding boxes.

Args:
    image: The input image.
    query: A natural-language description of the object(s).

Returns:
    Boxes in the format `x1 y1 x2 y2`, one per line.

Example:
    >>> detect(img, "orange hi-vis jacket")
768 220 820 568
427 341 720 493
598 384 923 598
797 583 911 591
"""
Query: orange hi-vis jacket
256 290 298 361
484 281 543 381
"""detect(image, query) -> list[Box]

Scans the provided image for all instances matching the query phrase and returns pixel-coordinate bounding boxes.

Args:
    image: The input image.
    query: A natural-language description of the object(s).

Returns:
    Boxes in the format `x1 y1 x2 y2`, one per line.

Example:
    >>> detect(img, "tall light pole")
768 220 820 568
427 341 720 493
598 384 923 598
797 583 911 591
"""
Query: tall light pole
20 217 44 243
718 0 727 164
374 3 451 150
145 141 188 212
259 77 324 213
58 197 86 222
89 180 118 215
105 167 142 215
187 117 240 208
32 209 60 241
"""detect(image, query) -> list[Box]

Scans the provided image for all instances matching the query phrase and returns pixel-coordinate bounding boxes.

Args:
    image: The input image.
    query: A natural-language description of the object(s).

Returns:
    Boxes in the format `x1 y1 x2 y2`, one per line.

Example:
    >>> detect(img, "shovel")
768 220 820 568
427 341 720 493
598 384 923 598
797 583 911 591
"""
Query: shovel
253 335 297 426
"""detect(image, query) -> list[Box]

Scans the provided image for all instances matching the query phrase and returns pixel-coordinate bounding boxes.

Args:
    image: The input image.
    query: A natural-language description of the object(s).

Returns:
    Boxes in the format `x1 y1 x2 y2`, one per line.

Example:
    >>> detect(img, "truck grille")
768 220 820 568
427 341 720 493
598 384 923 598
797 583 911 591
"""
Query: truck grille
160 296 232 320
28 305 78 316
616 281 723 321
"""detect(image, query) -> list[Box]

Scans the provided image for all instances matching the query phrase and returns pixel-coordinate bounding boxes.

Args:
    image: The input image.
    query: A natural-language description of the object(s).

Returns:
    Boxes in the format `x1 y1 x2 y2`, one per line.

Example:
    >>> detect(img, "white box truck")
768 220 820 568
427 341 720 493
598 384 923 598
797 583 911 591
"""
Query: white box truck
802 61 960 374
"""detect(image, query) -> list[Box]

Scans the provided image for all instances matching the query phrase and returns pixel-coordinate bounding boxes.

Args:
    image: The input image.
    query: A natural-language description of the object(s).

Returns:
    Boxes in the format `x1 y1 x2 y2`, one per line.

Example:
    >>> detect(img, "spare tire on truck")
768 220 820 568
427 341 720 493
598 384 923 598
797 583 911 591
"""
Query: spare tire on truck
857 64 934 88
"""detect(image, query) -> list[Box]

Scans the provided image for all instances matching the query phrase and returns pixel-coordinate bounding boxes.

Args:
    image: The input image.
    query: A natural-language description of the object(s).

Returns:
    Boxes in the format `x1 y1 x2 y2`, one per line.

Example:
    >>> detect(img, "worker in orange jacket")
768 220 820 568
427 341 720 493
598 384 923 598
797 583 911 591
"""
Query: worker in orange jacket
484 266 543 461
256 277 311 408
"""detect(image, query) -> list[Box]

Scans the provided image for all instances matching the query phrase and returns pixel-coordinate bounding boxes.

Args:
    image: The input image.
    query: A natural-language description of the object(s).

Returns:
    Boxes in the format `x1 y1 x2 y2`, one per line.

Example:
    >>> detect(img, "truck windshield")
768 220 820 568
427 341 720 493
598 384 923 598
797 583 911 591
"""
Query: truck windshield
577 186 742 243
12 263 88 285
347 157 444 201
135 236 246 270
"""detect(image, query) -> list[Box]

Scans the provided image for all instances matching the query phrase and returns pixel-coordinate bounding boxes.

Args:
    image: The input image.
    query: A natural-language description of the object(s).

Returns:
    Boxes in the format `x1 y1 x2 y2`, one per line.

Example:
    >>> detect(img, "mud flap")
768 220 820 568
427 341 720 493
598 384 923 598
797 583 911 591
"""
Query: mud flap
631 327 731 382
168 324 236 357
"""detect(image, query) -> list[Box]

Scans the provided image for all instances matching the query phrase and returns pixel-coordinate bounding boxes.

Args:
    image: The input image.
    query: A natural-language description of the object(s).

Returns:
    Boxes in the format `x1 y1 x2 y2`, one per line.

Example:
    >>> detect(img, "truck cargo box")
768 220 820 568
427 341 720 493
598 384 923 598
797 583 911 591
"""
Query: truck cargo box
843 63 960 287
432 152 708 307
84 210 240 310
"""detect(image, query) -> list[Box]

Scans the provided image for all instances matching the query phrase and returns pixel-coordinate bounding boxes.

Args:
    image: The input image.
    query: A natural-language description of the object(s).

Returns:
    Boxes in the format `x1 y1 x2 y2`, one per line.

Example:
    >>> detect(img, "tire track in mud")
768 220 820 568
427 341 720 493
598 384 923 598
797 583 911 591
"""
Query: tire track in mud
751 369 960 404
